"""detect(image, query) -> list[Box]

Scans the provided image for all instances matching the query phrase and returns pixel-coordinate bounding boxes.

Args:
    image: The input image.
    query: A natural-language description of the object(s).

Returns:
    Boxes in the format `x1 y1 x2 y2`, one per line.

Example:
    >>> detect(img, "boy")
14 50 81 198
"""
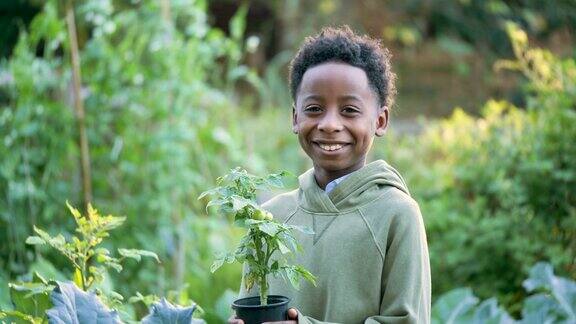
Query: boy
235 26 430 324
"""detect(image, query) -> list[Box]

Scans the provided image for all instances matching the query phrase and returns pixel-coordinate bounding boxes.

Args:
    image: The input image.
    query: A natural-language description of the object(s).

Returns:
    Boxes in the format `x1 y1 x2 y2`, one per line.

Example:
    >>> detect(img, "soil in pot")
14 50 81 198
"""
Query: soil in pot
232 295 290 324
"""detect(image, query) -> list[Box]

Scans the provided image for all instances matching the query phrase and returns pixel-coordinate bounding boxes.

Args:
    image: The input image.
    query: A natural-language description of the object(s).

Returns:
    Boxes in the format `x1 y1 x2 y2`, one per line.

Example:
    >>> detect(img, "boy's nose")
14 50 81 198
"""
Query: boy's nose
317 110 343 133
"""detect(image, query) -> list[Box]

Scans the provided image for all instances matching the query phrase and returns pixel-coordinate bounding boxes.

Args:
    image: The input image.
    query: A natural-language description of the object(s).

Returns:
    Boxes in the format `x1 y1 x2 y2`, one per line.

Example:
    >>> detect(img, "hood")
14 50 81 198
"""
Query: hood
298 160 410 214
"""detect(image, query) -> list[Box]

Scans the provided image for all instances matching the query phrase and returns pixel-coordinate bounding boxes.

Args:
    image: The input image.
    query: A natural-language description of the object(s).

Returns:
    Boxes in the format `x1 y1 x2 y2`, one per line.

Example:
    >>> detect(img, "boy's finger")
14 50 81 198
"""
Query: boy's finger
287 308 299 319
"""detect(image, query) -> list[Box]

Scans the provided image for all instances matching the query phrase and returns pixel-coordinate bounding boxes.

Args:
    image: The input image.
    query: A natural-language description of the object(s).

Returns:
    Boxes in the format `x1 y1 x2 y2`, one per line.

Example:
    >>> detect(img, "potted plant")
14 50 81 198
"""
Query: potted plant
199 168 316 323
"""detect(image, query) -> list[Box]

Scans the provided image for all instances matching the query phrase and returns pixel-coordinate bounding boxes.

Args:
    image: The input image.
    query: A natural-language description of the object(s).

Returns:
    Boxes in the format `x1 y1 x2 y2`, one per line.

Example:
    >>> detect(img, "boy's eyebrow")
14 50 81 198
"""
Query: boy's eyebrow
339 94 363 102
302 94 363 102
302 94 323 101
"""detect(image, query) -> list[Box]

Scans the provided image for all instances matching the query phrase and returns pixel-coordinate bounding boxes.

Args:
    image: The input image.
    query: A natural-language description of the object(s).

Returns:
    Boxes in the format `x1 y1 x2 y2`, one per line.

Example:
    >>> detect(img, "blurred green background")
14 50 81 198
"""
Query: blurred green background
0 0 574 322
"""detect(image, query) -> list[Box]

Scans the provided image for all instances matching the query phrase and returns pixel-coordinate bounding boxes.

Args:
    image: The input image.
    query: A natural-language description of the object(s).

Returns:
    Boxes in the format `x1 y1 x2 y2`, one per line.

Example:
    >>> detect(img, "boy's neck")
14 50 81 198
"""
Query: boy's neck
313 162 366 190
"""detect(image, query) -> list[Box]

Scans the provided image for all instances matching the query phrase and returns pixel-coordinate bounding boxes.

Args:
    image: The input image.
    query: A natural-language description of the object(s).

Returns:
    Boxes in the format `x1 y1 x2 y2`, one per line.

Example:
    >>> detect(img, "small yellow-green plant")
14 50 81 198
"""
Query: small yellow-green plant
26 202 159 296
0 202 205 324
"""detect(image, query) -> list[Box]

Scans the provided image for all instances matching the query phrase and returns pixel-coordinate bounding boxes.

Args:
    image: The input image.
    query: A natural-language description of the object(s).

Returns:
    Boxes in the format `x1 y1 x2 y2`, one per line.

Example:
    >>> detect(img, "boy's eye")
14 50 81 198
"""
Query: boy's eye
304 105 322 113
342 106 360 114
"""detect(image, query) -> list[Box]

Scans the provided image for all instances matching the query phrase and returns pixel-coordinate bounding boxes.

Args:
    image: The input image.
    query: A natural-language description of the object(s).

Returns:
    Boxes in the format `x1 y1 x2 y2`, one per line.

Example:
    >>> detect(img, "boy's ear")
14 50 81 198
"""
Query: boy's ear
375 106 389 137
292 105 299 134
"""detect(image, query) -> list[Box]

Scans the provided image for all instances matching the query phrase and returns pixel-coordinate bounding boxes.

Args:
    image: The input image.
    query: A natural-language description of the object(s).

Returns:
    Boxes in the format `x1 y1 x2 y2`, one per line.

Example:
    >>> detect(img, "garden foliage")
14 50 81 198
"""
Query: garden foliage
0 203 204 323
0 0 574 322
0 0 259 320
431 262 576 323
373 23 576 310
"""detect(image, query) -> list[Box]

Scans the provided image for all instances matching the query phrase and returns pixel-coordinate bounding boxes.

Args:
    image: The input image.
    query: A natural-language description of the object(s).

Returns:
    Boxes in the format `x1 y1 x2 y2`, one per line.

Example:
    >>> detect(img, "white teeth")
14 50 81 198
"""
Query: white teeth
319 143 344 151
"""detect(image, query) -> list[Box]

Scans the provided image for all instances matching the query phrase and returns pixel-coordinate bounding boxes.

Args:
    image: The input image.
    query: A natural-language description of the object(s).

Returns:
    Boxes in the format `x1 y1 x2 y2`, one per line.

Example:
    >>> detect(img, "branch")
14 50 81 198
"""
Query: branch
66 0 93 215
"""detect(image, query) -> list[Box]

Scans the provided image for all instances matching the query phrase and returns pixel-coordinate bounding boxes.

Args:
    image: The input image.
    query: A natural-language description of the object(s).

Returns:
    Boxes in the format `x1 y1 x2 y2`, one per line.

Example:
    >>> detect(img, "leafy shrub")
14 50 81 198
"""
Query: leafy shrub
0 202 204 323
431 262 576 323
372 23 576 310
0 0 261 320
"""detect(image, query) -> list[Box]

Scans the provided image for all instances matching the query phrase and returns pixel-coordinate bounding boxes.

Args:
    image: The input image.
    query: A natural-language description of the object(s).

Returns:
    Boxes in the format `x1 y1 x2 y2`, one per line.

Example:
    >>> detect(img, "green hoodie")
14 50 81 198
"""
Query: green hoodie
240 160 431 324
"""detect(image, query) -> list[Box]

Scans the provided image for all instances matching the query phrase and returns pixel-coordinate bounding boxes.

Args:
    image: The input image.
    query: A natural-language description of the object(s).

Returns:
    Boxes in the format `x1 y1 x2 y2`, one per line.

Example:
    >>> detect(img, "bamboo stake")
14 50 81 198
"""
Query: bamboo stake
66 0 93 215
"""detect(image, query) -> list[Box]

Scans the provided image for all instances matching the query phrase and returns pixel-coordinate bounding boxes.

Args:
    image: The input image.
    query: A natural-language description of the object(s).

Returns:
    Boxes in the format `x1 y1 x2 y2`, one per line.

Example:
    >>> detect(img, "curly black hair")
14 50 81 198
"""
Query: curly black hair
289 26 396 109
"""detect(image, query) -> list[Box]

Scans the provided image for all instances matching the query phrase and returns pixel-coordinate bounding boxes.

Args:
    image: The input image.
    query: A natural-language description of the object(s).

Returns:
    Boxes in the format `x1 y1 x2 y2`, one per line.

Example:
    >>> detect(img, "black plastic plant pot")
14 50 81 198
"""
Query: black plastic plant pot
232 295 290 324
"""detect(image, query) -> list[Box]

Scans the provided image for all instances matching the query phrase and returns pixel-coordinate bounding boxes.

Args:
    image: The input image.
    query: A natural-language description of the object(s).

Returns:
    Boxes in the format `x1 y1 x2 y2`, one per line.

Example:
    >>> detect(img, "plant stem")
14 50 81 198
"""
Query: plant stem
65 0 93 214
259 274 268 306
253 231 268 305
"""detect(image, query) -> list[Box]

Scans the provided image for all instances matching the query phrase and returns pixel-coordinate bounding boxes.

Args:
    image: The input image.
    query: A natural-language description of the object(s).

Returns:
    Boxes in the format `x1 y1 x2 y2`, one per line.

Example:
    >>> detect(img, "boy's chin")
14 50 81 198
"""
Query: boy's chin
313 160 358 174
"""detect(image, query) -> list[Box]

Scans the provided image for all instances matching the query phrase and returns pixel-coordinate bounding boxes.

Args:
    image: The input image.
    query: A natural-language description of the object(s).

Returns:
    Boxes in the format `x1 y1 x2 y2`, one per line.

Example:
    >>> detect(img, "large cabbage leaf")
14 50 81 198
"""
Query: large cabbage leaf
46 281 121 324
141 298 205 324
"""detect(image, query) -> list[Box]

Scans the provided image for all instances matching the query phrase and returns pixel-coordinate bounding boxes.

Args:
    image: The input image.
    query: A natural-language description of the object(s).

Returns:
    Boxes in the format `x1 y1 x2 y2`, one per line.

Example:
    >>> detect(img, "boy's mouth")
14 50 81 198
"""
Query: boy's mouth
319 143 343 151
313 141 350 152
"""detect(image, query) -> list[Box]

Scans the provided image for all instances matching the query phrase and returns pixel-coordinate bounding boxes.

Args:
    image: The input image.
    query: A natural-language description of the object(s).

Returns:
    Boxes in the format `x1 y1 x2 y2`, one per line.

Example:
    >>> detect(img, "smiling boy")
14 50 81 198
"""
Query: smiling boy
236 26 430 324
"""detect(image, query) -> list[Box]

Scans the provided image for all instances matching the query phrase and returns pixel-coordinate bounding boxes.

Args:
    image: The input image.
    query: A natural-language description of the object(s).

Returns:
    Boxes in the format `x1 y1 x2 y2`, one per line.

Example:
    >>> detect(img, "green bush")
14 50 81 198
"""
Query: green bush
0 0 263 320
372 23 576 311
0 202 204 323
431 262 576 323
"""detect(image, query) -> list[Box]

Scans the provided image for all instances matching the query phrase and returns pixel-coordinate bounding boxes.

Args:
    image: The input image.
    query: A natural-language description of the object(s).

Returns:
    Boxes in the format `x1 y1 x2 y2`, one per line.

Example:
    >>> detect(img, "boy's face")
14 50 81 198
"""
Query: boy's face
293 62 388 177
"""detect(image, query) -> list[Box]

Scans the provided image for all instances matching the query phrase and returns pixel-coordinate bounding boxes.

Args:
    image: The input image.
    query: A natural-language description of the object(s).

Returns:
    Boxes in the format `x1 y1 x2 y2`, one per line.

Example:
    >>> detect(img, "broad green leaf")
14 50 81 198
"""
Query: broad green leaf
46 281 121 323
523 262 555 292
0 310 41 324
523 262 576 321
521 294 560 324
9 279 53 319
142 298 205 324
264 174 285 188
431 288 478 324
258 222 280 237
471 298 514 324
230 195 256 212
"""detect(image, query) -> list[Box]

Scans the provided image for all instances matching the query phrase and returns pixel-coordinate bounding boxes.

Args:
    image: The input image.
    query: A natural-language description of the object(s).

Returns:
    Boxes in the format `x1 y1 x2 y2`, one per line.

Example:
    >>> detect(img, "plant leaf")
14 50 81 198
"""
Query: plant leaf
293 265 317 287
471 298 514 324
25 236 45 245
210 258 225 274
9 281 53 319
522 262 576 321
520 294 560 323
46 281 121 324
118 249 160 263
431 288 478 324
0 310 42 324
277 240 290 254
258 222 280 237
141 298 205 324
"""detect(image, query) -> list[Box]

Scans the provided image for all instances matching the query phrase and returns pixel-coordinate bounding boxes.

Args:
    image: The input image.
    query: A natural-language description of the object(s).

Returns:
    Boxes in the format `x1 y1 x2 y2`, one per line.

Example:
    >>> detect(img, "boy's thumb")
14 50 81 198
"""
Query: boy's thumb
287 308 299 319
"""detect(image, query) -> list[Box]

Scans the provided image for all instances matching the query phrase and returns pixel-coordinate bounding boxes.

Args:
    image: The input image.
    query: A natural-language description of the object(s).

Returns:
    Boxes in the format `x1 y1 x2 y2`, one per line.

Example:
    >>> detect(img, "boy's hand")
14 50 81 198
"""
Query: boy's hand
228 308 299 324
